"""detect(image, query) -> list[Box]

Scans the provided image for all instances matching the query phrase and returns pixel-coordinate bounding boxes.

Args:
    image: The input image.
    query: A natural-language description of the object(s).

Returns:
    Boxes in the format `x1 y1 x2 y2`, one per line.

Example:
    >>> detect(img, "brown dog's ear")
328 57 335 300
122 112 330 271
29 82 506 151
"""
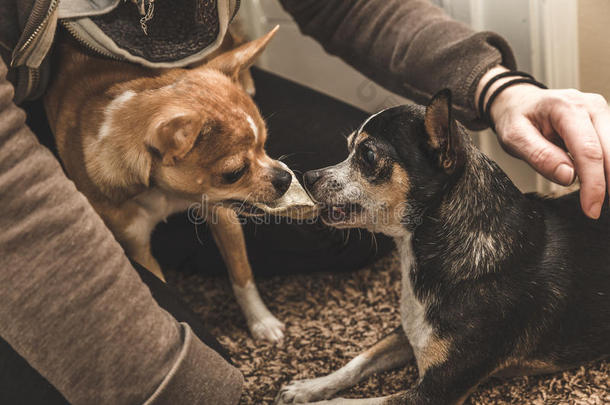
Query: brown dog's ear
148 112 202 166
206 25 279 81
424 89 462 173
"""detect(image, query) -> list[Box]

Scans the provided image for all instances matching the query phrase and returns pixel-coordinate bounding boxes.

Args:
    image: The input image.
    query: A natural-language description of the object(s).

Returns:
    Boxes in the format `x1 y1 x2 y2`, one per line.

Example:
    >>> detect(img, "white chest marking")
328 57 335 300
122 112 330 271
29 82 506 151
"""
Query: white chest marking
396 234 434 373
124 188 191 244
98 90 136 139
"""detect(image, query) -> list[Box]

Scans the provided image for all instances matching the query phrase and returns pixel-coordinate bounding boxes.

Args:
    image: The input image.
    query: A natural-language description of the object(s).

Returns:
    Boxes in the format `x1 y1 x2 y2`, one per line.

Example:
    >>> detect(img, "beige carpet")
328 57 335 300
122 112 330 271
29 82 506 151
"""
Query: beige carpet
168 252 609 405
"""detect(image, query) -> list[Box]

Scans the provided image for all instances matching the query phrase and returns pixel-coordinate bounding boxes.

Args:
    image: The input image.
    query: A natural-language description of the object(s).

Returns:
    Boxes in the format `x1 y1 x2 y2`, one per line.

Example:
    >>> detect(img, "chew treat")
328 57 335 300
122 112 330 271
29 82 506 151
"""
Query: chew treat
253 162 319 219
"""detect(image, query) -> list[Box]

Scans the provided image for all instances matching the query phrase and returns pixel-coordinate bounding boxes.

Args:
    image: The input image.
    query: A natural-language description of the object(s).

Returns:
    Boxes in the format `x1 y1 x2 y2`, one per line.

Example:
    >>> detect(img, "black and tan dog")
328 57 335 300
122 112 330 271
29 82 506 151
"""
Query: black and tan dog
275 90 610 404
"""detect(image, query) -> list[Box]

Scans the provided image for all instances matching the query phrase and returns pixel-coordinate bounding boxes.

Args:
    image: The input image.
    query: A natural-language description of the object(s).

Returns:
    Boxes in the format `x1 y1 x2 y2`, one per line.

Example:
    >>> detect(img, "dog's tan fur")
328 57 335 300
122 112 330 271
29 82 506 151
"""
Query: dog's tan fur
44 27 289 341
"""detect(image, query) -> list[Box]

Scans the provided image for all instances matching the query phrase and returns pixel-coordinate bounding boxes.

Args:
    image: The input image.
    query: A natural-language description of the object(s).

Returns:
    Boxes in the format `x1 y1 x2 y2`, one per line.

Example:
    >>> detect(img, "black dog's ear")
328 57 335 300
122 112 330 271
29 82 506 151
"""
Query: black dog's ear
424 89 462 173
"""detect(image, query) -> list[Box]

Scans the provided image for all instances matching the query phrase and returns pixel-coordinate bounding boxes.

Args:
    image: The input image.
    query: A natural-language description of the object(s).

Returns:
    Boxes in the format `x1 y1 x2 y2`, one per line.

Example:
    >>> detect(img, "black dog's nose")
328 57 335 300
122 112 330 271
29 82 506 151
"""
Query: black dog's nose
303 170 323 191
271 168 292 195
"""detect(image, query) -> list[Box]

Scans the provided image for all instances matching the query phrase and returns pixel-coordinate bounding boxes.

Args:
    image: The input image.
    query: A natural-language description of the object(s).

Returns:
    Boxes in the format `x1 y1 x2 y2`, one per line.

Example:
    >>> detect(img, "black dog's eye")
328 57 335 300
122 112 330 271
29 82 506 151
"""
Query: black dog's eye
363 147 376 165
222 164 248 184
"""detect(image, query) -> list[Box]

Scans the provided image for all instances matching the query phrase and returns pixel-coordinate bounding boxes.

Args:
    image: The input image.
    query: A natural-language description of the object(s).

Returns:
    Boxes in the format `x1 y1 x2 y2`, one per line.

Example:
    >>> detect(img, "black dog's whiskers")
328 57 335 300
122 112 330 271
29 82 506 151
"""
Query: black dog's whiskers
340 126 358 140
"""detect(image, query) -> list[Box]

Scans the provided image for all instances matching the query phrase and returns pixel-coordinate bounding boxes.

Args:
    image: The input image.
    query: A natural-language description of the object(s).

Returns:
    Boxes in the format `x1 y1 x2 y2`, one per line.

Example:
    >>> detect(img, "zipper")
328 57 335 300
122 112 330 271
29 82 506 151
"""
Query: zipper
12 0 60 67
14 65 41 104
61 21 124 61
25 68 40 100
11 0 59 101
230 0 241 22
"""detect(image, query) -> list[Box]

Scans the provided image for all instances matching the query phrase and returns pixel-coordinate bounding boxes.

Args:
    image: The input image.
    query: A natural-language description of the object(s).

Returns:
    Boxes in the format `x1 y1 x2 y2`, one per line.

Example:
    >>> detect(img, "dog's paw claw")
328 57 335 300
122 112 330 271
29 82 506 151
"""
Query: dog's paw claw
249 315 285 342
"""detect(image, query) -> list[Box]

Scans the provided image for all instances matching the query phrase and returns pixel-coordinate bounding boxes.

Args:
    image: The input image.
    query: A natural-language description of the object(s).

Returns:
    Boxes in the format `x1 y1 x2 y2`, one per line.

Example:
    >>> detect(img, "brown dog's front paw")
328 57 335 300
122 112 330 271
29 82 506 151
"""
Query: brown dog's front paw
249 315 285 342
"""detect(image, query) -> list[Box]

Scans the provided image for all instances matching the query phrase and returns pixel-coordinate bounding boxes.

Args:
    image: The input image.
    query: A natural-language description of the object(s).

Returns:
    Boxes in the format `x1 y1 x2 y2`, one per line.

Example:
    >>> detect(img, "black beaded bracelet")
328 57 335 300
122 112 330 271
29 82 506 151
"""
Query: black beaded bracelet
477 70 536 122
484 77 547 131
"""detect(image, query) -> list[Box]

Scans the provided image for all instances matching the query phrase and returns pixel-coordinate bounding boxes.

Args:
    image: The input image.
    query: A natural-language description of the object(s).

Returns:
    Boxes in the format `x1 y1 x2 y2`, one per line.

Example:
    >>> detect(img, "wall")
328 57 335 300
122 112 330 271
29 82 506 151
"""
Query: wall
578 0 610 100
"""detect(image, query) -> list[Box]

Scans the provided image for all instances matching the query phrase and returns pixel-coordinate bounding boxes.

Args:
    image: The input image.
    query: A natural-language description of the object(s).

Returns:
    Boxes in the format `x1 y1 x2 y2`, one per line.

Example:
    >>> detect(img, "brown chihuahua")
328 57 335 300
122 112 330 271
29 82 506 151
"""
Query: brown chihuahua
44 26 311 342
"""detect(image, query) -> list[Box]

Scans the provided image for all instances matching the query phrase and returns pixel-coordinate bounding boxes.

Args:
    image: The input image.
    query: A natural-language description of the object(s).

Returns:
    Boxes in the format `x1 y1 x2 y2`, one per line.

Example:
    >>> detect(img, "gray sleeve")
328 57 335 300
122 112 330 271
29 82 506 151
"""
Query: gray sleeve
0 60 243 405
279 0 517 129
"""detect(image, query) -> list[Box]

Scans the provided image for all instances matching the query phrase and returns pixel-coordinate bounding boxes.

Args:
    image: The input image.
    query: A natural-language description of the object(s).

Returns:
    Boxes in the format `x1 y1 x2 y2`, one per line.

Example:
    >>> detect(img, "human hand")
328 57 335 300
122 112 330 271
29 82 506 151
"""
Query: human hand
476 66 610 219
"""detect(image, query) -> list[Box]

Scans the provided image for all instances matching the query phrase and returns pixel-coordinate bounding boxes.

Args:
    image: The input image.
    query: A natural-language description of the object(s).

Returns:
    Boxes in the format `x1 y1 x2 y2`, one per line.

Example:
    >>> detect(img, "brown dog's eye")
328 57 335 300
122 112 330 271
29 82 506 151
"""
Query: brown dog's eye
222 164 249 184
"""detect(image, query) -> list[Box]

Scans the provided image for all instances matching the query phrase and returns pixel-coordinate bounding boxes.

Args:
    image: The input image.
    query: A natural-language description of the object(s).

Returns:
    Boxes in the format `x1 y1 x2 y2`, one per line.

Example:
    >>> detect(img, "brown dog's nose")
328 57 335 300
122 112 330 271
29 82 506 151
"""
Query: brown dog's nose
271 168 292 195
303 170 323 191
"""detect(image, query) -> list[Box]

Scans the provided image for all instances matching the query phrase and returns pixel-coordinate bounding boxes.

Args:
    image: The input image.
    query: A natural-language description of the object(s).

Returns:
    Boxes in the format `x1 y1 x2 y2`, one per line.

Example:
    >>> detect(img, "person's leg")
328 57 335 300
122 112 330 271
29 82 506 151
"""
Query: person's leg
152 68 394 277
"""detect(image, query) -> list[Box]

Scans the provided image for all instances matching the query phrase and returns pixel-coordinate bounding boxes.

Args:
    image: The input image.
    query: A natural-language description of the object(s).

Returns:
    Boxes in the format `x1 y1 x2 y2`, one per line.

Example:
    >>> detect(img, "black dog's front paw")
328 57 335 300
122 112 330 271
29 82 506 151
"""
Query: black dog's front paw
275 377 337 404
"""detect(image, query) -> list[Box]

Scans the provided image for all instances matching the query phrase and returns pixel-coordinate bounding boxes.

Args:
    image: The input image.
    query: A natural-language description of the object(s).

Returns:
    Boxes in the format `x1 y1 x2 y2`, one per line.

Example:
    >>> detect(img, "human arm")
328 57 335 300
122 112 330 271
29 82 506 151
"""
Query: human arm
279 0 516 128
476 65 610 219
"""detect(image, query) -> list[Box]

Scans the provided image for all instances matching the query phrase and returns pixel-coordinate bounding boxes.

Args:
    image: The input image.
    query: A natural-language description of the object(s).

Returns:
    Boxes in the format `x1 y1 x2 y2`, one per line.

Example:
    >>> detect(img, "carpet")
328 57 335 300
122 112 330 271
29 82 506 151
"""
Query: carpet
167 252 609 404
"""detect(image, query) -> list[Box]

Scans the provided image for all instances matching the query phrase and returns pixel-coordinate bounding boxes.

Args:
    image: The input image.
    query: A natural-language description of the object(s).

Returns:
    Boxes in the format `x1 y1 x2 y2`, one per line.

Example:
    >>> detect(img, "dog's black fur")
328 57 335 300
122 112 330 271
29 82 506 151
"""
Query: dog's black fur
280 90 610 405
